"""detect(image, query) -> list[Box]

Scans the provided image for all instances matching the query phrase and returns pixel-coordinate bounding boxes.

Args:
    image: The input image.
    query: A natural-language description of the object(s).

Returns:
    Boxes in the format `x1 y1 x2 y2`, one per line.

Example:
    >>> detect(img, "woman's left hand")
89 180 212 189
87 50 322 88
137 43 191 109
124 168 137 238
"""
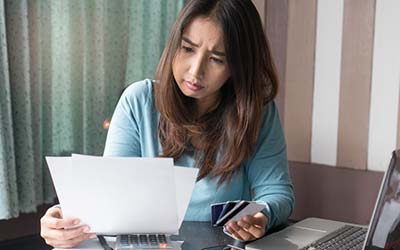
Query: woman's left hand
225 212 268 241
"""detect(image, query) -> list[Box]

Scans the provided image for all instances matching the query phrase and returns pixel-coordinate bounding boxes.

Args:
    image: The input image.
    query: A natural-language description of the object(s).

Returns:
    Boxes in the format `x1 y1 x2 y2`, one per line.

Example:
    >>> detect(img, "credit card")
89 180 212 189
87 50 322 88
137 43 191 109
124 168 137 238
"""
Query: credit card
211 202 225 225
227 202 265 223
217 201 237 222
215 201 249 226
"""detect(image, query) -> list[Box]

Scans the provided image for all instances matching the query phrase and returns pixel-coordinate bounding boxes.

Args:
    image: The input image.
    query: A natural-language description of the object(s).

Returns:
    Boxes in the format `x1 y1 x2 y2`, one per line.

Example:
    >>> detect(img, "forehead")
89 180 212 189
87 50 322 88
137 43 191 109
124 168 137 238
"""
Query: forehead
182 16 225 49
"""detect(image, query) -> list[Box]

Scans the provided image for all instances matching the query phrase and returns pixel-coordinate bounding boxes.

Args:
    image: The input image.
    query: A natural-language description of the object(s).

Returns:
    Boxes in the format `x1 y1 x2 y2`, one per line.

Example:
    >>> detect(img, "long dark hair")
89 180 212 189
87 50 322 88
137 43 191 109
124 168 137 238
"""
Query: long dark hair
154 0 278 184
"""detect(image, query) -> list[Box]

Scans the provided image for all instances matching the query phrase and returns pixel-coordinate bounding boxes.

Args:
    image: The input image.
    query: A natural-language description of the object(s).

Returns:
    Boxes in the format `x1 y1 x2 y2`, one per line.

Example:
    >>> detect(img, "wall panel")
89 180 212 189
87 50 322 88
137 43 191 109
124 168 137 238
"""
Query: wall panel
311 0 344 166
265 0 289 122
283 0 317 162
368 0 400 171
336 0 375 170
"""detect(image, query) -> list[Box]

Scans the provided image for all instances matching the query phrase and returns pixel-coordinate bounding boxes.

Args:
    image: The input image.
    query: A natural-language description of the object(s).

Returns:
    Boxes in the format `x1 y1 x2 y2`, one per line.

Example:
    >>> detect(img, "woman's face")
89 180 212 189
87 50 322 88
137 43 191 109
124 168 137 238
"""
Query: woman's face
172 16 230 112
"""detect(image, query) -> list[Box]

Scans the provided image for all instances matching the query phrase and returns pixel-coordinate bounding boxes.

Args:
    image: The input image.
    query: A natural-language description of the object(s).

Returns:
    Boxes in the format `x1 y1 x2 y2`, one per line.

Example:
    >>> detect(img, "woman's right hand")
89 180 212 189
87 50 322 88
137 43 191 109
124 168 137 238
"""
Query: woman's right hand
40 206 96 248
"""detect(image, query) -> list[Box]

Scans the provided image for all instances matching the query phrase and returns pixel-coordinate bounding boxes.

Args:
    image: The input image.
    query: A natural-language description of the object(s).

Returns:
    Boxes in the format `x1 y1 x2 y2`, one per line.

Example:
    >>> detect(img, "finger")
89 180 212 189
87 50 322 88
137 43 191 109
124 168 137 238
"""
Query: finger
230 230 245 241
50 226 92 241
242 214 267 239
232 228 254 241
41 224 88 242
237 219 251 230
226 222 255 241
225 222 240 238
242 213 267 228
235 226 255 241
42 207 81 230
46 206 64 218
45 216 80 230
225 224 244 241
241 215 260 226
238 220 264 239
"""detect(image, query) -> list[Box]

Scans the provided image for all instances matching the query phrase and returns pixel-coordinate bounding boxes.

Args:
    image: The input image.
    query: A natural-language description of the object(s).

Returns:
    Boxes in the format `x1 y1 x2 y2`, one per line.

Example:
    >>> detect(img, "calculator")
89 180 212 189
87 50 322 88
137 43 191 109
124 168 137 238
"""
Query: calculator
114 234 174 249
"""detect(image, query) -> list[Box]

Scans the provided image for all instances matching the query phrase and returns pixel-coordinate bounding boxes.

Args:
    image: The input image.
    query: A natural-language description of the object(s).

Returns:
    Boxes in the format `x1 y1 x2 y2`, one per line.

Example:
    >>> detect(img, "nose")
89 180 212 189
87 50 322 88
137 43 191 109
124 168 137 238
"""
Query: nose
189 54 205 80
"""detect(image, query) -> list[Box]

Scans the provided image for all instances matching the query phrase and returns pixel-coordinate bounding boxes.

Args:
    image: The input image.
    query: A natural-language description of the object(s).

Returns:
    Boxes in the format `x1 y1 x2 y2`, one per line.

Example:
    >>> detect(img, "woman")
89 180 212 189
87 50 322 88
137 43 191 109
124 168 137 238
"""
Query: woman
40 0 294 247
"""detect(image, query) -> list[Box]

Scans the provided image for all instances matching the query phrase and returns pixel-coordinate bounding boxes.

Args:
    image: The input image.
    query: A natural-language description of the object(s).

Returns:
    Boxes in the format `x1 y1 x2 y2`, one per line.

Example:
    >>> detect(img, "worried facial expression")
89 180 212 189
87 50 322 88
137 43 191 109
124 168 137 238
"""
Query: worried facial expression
172 16 230 112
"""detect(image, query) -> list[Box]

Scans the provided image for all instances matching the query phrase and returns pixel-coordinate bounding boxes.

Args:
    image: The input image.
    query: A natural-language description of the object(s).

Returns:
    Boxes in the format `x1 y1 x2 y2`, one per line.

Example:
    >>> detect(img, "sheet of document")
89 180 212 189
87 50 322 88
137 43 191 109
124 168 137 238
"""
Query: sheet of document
174 166 199 227
46 155 192 234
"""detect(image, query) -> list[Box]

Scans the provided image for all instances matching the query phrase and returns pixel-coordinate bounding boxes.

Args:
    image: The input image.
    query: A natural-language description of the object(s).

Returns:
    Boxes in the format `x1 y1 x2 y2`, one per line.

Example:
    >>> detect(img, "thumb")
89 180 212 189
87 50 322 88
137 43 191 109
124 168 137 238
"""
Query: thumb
47 206 63 219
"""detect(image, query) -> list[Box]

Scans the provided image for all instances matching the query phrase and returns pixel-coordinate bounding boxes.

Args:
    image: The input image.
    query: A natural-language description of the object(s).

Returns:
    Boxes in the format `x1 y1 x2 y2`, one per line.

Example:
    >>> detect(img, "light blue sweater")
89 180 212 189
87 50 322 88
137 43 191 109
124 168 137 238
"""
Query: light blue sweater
103 79 294 229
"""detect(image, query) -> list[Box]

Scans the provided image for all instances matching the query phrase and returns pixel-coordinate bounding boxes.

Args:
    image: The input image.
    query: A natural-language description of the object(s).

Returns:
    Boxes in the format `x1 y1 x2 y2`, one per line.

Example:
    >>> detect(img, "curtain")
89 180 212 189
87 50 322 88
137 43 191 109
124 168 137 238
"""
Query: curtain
0 0 185 220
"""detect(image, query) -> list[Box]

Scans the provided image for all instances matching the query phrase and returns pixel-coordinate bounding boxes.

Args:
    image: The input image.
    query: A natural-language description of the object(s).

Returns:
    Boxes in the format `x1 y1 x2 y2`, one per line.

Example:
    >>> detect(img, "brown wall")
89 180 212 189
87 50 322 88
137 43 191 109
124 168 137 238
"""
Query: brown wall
289 162 384 225
251 0 386 225
259 0 400 173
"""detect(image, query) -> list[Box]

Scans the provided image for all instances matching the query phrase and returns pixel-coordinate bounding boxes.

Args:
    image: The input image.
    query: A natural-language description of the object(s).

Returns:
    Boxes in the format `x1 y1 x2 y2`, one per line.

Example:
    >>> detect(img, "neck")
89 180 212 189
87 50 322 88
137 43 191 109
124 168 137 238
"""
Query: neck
196 96 221 116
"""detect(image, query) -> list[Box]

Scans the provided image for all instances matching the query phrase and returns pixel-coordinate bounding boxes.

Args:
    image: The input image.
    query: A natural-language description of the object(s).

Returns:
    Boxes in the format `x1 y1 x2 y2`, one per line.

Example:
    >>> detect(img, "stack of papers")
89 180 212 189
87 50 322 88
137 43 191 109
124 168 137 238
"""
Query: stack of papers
46 154 198 235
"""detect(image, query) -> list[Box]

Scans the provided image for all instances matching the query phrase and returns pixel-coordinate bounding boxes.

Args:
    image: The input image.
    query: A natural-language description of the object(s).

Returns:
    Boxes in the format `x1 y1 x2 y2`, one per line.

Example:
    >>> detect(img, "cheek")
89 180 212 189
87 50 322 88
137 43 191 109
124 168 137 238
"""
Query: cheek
172 59 180 79
212 70 230 88
172 55 185 78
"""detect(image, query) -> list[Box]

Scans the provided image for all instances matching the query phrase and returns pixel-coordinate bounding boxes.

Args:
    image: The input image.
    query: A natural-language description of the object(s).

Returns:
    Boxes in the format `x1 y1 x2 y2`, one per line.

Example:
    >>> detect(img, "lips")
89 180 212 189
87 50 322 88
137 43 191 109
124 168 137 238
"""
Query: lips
184 80 204 91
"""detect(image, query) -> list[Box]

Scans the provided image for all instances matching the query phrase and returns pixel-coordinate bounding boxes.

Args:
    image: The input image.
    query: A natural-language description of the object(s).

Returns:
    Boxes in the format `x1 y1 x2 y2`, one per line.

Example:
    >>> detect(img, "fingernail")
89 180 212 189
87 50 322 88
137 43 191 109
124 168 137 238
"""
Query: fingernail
243 216 251 222
238 221 249 229
232 224 240 231
73 219 80 225
83 226 90 233
89 234 97 239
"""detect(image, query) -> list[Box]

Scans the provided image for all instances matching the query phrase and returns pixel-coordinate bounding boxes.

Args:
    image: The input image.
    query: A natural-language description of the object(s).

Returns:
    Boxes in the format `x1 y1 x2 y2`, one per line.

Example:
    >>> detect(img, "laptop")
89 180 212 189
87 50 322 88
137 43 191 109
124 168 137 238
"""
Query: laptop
246 150 400 250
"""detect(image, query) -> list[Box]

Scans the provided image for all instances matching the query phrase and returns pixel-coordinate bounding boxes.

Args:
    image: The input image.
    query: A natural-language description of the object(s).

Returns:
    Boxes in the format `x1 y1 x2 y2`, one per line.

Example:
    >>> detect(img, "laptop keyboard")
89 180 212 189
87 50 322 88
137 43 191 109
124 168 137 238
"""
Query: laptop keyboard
300 225 367 250
115 234 174 249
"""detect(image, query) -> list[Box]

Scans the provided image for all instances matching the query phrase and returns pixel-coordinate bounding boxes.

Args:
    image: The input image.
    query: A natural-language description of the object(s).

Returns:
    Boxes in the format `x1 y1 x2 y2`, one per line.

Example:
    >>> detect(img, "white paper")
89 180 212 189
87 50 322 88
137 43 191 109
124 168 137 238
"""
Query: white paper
174 166 199 227
46 155 196 234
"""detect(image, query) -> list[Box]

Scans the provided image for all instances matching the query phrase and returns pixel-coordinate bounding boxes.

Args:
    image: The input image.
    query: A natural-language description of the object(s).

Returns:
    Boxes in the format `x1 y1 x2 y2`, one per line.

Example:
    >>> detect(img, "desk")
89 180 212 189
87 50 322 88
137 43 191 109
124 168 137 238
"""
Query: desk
171 221 242 249
54 221 243 250
172 221 287 250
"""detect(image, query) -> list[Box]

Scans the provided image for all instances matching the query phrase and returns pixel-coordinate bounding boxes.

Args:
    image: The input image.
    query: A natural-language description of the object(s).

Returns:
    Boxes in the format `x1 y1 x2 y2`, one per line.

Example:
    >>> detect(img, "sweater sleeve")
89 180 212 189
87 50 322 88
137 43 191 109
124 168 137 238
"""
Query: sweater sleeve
103 81 150 157
245 102 294 230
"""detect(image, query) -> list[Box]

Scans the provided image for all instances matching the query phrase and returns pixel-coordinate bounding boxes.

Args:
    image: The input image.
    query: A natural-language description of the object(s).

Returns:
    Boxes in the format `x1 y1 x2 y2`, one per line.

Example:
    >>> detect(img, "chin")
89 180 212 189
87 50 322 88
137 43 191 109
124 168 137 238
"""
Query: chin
180 87 204 99
183 92 203 100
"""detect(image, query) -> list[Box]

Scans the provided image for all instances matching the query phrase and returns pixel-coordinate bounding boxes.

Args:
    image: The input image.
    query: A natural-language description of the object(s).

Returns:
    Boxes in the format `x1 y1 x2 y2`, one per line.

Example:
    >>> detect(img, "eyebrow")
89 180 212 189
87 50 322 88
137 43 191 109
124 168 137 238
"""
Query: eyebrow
182 36 226 57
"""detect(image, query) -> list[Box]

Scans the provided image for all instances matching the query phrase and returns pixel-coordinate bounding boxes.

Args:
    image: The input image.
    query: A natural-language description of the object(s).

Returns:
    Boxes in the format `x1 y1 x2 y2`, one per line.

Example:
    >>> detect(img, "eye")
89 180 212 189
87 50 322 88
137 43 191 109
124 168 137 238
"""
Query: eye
182 45 194 53
211 57 224 64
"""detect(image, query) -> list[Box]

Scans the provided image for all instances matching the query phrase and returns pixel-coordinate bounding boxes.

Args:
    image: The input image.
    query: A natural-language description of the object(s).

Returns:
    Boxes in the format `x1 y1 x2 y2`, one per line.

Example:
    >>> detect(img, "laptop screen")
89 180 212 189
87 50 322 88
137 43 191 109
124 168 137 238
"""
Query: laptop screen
364 151 400 250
